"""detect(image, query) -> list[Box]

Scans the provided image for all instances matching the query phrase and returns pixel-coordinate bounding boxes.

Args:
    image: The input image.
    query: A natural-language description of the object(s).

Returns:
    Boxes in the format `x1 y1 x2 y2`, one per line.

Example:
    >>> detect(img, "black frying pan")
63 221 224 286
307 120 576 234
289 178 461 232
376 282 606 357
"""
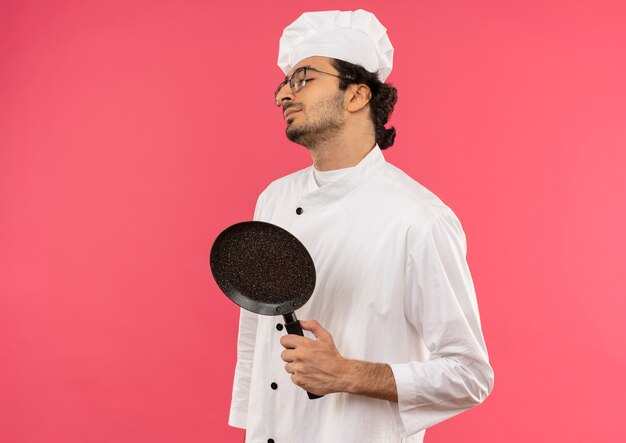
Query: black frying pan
210 221 322 399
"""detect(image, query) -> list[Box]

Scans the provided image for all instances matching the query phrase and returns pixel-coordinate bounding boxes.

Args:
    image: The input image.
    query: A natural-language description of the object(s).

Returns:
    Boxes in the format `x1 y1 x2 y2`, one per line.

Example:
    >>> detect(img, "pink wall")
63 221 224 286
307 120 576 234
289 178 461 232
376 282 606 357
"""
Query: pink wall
1 1 625 442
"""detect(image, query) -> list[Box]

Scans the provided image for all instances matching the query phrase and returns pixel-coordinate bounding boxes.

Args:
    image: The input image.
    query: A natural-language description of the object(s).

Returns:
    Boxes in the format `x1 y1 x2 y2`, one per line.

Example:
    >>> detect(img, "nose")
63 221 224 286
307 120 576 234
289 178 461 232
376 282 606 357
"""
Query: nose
275 82 294 107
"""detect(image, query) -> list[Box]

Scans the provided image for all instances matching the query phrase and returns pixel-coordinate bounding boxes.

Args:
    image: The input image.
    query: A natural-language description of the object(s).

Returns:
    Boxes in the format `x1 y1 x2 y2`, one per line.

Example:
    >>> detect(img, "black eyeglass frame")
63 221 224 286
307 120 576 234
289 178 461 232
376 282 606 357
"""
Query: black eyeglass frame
274 66 353 106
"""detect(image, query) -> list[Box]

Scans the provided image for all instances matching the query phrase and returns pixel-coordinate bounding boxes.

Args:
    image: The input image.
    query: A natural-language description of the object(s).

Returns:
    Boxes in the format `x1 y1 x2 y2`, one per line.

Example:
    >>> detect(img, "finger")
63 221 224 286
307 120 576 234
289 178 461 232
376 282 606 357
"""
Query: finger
280 333 312 349
299 319 328 339
280 349 297 363
291 373 302 387
285 363 306 378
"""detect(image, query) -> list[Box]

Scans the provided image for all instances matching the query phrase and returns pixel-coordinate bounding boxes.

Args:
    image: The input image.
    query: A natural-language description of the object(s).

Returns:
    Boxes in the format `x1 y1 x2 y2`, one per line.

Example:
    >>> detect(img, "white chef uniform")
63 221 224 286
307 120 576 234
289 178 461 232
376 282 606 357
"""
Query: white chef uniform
229 146 494 442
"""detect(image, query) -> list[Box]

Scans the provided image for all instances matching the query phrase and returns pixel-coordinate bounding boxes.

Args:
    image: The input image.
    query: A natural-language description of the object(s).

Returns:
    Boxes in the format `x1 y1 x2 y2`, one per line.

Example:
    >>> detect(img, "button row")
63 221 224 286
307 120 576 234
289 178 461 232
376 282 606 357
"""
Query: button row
264 207 299 443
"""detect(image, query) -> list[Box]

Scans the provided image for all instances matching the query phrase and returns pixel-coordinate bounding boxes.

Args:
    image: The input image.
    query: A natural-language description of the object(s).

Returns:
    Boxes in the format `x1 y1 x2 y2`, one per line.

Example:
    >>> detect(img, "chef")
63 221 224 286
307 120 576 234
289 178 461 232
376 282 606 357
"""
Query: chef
228 9 494 443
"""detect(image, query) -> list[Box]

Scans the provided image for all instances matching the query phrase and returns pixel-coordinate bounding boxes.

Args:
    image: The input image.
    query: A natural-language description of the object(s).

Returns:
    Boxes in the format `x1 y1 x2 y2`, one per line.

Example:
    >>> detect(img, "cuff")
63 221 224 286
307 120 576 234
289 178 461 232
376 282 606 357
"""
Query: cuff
228 408 247 429
390 362 423 437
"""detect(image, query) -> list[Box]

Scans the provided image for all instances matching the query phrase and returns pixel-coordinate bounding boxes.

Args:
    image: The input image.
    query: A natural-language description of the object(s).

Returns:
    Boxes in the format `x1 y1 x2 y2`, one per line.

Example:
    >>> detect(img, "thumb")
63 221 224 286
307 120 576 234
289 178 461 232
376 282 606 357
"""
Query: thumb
299 319 328 340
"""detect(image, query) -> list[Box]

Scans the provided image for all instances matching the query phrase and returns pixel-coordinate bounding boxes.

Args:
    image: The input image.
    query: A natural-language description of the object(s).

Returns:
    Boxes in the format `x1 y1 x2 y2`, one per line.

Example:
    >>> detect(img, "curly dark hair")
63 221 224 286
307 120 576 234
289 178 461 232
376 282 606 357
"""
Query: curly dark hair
331 59 398 149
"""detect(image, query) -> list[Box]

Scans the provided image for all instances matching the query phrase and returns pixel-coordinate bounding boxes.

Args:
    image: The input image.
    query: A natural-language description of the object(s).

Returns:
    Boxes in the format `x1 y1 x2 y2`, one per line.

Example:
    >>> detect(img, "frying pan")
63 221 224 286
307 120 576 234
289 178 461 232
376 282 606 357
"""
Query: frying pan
210 221 322 399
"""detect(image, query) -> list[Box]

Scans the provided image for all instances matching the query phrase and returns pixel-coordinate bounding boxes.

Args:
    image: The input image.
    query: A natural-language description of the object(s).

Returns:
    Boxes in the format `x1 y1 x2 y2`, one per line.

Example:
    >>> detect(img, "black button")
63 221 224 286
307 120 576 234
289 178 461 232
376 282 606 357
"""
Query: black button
296 207 303 215
276 323 284 331
271 382 278 390
268 439 275 443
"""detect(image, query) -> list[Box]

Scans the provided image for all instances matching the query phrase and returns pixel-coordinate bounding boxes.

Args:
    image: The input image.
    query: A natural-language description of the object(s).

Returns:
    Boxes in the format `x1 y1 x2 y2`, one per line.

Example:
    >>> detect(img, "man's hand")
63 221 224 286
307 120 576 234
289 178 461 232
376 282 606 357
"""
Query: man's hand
279 320 398 402
280 320 350 396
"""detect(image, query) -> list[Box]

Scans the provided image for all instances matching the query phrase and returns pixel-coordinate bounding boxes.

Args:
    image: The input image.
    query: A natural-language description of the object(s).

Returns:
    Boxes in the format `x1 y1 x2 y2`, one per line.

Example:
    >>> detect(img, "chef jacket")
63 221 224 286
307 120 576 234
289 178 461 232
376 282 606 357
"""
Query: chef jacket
229 146 494 443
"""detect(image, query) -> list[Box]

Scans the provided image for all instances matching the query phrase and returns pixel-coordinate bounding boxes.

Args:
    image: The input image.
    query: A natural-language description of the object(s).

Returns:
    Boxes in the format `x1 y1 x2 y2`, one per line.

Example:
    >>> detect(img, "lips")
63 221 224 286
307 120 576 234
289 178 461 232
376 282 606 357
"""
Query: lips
283 108 301 121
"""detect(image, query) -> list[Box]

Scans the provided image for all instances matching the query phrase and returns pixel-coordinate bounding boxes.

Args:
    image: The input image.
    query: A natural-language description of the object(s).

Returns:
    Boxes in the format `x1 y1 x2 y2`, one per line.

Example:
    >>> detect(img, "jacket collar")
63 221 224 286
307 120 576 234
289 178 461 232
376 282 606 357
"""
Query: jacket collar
300 145 386 206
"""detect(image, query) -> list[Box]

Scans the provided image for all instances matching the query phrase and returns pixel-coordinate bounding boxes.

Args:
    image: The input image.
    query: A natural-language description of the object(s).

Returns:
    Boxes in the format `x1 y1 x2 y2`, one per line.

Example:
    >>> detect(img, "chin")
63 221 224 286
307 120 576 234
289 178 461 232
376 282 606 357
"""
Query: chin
285 126 312 148
285 123 302 140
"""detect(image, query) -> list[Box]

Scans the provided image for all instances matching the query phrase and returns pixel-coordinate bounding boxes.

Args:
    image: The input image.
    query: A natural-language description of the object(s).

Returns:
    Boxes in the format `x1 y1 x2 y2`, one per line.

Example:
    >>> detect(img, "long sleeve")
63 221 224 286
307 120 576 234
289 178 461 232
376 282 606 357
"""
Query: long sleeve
227 193 266 429
228 308 259 428
390 207 494 436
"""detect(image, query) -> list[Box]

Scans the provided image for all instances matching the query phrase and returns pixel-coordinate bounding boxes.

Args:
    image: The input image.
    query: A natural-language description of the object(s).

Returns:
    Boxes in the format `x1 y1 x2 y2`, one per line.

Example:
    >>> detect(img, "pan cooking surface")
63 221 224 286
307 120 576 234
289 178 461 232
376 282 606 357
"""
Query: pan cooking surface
210 222 316 315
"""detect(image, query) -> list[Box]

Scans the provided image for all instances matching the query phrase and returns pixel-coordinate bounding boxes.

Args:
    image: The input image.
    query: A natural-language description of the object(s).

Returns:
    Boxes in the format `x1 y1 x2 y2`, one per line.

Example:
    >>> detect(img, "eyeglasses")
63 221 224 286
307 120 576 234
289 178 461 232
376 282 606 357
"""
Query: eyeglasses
274 66 352 107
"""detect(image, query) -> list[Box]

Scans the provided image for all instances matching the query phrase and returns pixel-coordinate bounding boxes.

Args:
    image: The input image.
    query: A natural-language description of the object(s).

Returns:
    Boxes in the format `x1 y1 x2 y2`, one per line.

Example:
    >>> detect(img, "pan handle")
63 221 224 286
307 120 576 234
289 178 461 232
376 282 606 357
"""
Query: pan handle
283 312 323 400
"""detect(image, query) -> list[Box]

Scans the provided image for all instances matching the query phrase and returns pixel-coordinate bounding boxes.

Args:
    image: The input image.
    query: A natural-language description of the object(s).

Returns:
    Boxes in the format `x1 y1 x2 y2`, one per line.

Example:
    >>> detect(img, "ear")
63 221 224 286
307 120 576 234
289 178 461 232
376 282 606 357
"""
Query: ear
346 84 372 113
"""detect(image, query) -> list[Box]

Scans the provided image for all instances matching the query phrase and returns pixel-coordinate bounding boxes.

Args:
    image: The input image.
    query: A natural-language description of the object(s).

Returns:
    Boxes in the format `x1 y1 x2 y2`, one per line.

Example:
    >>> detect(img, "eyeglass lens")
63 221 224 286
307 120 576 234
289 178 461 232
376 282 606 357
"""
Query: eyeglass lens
290 68 307 92
275 67 308 102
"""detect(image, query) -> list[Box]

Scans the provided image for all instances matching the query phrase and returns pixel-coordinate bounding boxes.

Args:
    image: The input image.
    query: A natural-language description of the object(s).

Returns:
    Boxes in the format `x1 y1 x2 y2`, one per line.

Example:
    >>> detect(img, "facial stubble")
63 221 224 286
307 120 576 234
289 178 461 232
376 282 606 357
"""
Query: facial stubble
285 91 345 149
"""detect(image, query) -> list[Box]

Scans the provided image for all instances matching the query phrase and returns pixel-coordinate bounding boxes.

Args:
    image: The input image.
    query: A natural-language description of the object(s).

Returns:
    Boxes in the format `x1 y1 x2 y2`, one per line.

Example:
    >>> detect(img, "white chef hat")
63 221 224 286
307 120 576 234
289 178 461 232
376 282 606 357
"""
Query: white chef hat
277 10 394 82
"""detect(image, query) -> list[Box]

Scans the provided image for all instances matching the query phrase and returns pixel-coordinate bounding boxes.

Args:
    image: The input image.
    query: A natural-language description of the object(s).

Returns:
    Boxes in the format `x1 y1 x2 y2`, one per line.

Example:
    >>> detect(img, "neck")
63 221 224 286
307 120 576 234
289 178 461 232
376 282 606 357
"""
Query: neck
308 129 376 172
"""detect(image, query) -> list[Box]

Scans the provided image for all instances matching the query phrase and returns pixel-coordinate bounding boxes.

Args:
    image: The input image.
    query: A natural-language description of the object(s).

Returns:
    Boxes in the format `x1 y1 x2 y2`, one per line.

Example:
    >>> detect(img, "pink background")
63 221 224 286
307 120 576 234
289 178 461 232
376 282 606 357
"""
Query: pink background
1 0 625 442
